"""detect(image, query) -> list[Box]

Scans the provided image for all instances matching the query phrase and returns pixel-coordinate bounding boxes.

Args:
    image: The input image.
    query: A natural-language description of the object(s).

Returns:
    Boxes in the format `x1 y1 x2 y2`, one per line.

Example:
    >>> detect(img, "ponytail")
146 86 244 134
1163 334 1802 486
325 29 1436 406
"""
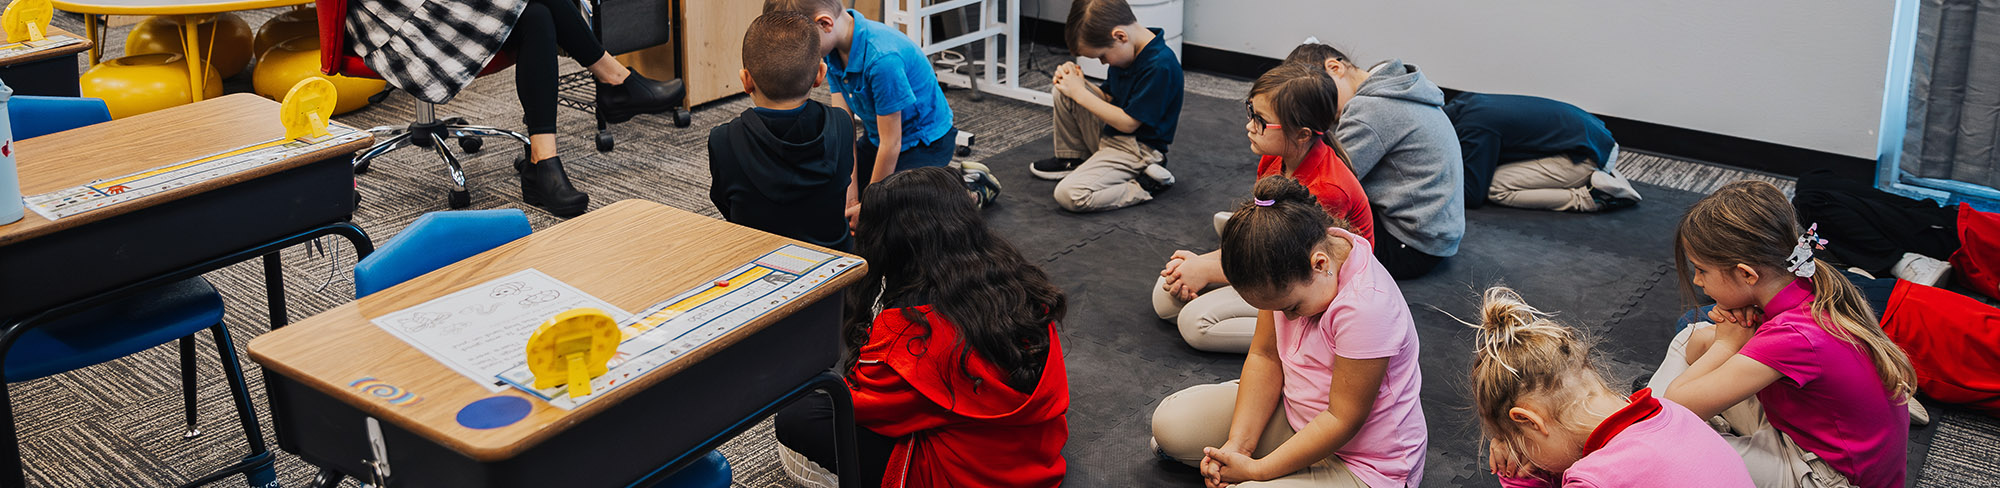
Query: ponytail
1805 258 1918 400
1219 176 1350 294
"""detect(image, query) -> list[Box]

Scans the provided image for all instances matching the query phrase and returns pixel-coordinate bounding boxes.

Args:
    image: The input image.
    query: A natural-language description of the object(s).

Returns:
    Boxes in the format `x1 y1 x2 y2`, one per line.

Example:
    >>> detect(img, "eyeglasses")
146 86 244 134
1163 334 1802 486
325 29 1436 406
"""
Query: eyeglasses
1247 103 1283 134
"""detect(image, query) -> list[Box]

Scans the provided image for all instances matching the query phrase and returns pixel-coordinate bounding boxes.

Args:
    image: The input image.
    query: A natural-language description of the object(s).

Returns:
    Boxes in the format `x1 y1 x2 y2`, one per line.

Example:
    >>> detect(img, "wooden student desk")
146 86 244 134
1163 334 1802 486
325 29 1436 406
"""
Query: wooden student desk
248 200 869 487
0 93 373 487
0 25 91 96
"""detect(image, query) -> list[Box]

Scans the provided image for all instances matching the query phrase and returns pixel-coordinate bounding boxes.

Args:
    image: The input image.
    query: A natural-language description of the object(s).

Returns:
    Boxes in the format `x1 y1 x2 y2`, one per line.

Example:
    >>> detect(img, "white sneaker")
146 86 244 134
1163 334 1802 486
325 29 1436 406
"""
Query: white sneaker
1590 169 1643 202
1213 211 1233 237
1847 267 1877 279
1892 253 1952 287
1910 400 1932 426
777 443 838 488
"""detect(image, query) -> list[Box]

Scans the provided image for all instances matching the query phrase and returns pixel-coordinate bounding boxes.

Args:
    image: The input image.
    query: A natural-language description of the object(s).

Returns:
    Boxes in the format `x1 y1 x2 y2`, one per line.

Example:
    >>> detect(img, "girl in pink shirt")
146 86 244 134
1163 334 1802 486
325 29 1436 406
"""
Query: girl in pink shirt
1150 176 1427 487
1468 286 1752 487
1649 180 1919 487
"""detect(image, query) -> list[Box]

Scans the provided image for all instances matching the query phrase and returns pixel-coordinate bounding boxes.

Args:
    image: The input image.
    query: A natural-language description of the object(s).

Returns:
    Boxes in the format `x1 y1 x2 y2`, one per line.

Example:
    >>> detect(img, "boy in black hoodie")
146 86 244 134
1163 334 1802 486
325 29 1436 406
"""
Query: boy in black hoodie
709 11 855 251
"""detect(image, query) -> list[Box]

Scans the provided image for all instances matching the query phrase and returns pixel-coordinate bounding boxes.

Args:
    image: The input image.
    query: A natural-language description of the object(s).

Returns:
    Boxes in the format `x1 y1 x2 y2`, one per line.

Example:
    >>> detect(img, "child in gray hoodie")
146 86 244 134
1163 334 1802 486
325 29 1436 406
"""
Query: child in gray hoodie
1288 43 1463 279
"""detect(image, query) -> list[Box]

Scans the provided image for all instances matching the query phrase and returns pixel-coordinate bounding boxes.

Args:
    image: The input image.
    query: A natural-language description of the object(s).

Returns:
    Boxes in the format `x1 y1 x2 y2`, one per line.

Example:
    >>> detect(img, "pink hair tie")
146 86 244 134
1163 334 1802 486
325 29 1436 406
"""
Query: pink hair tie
1253 198 1275 207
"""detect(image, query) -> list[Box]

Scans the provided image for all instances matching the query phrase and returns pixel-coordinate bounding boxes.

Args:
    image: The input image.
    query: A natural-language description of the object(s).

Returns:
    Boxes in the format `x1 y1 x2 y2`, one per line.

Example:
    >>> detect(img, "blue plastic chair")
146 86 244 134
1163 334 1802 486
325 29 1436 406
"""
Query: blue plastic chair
354 209 534 298
347 209 731 487
8 96 112 139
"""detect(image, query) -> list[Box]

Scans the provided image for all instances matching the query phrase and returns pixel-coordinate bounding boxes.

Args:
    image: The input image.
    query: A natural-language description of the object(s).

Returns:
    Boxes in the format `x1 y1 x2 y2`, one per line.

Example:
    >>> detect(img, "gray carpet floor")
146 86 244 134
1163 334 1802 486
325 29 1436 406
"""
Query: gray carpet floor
20 8 1993 487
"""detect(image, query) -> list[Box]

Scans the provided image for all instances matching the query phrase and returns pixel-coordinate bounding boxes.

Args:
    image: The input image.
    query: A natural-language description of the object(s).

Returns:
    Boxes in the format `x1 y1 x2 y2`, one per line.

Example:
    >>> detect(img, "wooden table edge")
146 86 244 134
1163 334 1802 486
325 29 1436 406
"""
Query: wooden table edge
247 200 871 462
0 26 92 65
0 94 374 247
52 0 312 15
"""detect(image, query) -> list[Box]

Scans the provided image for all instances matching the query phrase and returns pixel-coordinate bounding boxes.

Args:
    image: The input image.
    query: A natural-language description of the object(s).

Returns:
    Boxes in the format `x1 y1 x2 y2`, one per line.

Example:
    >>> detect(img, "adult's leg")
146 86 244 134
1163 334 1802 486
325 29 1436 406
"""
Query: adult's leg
1052 135 1162 212
510 1 563 143
1486 154 1599 212
774 392 895 488
1177 286 1260 354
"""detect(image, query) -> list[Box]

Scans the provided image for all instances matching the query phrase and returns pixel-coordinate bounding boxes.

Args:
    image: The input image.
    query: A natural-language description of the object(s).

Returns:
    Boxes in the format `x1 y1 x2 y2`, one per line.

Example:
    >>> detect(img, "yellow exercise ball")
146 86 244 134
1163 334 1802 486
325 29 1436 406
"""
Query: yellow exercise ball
254 37 385 115
254 7 317 60
80 53 225 119
125 13 253 79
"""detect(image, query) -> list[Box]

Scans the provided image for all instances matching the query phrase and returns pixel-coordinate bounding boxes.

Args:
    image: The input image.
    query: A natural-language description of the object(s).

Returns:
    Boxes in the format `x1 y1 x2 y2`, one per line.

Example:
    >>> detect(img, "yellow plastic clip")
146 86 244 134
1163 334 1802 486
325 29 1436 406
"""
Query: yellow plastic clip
2 0 53 43
525 308 620 399
279 78 337 142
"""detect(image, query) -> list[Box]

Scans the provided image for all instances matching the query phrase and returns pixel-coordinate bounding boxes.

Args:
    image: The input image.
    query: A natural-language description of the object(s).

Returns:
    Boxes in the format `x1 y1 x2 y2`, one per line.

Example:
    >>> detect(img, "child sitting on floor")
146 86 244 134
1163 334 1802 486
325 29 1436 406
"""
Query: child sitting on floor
1031 0 1184 213
1281 41 1461 279
772 167 1070 488
708 11 854 251
1468 286 1752 487
1150 176 1426 487
1153 62 1373 354
1649 180 1917 488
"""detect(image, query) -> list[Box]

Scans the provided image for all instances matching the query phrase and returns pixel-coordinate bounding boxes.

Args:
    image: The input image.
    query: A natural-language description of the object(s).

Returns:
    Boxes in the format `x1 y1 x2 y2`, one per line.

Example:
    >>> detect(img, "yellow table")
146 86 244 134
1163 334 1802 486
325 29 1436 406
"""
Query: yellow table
53 0 309 102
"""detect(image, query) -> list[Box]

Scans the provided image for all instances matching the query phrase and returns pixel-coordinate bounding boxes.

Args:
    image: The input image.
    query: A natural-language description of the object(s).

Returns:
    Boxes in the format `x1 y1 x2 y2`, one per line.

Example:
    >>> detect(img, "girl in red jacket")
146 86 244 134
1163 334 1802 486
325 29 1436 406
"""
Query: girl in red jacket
775 166 1071 488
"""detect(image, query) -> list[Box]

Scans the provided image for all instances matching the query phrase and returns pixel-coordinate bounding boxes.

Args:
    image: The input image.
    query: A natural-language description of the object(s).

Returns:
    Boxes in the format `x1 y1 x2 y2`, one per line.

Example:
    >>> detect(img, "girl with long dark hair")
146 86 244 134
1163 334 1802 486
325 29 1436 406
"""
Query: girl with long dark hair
774 167 1070 488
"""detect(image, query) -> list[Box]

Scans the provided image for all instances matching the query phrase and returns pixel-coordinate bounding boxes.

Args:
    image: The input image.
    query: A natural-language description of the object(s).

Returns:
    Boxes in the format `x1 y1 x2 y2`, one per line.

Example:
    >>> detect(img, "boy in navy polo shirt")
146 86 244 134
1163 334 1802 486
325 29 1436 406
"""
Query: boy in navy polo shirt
1033 0 1182 213
763 0 1001 217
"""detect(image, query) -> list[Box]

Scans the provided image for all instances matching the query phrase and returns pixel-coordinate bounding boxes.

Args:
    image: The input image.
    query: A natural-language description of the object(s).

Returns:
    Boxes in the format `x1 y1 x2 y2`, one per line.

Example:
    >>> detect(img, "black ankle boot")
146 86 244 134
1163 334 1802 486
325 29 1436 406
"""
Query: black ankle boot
596 68 685 123
520 156 590 217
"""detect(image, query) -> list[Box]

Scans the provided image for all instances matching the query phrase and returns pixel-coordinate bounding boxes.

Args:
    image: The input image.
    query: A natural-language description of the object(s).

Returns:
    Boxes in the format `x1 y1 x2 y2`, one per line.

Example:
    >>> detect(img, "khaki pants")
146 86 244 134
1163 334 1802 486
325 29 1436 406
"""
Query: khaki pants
1151 382 1371 487
1488 154 1602 212
1650 325 1858 488
1052 89 1164 213
1153 277 1258 353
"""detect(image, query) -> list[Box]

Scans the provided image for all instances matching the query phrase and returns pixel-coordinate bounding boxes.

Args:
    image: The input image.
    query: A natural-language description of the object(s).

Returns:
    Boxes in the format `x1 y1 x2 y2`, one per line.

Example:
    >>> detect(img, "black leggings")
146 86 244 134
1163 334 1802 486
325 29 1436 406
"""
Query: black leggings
772 392 895 487
506 0 606 135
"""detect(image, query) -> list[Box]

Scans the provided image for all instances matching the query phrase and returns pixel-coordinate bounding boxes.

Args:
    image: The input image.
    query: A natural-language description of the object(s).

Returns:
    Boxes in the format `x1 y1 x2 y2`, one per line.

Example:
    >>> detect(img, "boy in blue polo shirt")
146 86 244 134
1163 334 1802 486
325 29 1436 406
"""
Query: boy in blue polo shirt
763 0 1000 216
1032 0 1182 213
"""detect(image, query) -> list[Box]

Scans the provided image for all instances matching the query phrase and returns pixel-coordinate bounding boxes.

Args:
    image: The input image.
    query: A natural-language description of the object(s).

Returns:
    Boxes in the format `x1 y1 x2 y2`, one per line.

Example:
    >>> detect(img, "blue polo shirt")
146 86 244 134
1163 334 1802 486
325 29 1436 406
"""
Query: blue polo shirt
1100 27 1182 153
826 9 954 151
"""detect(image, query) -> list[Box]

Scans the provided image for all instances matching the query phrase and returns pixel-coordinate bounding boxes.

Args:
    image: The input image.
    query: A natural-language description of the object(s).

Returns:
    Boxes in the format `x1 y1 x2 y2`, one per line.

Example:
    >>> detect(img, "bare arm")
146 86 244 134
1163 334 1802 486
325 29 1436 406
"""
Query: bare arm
1254 356 1388 479
870 113 903 184
1663 319 1784 418
1054 64 1142 133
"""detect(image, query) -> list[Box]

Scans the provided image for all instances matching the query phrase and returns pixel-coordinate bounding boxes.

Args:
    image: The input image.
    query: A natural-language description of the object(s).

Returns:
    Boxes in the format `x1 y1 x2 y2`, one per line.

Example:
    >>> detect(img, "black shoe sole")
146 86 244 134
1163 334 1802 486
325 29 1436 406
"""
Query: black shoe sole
523 191 589 217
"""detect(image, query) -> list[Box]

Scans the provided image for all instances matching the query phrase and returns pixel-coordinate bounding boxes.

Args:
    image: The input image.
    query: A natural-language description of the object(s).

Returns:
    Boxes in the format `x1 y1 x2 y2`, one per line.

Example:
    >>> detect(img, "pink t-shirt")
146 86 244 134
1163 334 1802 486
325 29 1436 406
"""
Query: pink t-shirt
1272 228 1427 488
1738 280 1908 487
1500 395 1755 488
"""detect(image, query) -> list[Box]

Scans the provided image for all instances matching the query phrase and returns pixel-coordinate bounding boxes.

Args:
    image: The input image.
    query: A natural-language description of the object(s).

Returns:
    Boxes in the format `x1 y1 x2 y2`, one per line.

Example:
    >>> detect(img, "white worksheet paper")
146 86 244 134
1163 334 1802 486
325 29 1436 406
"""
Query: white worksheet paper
371 269 631 391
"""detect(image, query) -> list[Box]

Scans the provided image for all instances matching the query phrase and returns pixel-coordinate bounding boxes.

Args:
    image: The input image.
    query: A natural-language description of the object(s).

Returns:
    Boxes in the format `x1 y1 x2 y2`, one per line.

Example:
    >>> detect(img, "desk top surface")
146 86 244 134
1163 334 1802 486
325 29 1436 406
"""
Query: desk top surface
246 200 867 462
53 0 309 15
0 94 373 247
0 26 91 65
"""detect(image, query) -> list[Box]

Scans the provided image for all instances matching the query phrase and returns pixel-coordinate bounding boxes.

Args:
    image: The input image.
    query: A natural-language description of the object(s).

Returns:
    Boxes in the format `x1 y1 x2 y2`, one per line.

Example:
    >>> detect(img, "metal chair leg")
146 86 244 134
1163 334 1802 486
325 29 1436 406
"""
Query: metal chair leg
427 133 471 208
180 336 201 439
176 323 278 488
352 132 414 175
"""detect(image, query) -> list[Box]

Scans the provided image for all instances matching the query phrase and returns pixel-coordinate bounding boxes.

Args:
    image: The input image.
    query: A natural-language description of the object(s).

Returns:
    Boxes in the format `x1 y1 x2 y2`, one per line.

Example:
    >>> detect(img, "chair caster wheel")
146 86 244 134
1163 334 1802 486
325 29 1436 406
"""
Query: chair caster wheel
448 189 471 209
352 160 371 175
459 136 484 154
673 109 692 128
596 131 614 152
367 88 392 104
955 146 971 157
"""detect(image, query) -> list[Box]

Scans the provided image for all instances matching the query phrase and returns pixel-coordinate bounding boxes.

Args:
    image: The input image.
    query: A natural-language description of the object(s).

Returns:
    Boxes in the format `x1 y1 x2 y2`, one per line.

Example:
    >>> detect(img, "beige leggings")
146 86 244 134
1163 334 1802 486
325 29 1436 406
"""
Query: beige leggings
1150 382 1370 487
1153 277 1258 353
1650 325 1858 488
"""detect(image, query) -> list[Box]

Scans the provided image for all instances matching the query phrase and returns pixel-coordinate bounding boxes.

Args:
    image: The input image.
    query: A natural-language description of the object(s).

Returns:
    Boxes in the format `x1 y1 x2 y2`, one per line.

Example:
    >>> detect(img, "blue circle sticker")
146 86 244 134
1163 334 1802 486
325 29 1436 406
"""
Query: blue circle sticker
456 396 532 430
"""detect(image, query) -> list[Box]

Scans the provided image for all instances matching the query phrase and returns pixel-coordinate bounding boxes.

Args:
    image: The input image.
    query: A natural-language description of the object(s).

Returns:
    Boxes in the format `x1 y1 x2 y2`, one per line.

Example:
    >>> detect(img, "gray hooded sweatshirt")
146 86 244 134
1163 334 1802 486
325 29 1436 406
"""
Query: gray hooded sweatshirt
1336 59 1465 257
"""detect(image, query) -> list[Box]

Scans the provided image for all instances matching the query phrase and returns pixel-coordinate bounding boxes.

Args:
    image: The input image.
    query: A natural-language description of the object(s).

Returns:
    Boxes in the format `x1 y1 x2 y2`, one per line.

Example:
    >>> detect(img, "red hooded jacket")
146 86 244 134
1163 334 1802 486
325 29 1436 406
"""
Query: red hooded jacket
848 306 1069 487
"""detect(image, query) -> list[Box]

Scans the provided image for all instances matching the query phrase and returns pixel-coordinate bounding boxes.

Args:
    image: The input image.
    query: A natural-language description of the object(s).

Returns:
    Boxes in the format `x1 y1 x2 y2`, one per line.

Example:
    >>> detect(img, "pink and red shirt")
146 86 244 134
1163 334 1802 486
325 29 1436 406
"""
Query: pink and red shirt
1738 280 1909 487
1272 227 1426 487
1500 390 1754 487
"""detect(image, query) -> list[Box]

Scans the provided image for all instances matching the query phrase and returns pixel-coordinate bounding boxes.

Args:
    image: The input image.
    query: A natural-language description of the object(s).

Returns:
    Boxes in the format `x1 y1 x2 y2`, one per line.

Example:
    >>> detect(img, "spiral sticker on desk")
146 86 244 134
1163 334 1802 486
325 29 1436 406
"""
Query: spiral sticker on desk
350 377 423 406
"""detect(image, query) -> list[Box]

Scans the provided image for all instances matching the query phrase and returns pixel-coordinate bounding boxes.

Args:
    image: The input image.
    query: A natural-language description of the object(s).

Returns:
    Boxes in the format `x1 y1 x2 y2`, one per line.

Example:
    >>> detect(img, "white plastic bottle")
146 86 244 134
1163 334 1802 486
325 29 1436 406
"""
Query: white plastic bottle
0 79 19 225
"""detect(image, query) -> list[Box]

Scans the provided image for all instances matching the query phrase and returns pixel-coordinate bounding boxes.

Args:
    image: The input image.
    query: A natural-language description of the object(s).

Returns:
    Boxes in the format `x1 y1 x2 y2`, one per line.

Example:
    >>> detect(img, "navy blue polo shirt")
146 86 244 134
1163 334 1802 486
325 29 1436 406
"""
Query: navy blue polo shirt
1100 27 1182 153
826 9 955 151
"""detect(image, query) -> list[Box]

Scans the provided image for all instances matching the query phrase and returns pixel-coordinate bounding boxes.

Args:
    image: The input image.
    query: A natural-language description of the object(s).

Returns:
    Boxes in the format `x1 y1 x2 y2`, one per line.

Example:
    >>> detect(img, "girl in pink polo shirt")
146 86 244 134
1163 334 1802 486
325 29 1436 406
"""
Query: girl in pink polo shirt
1648 180 1918 488
1468 286 1752 487
1150 176 1426 487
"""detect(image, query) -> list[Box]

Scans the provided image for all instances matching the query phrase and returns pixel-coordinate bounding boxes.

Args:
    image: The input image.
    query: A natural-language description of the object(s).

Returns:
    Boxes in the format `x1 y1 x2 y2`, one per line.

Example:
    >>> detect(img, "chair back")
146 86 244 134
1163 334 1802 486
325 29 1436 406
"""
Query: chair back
316 0 349 76
9 96 111 140
354 209 532 298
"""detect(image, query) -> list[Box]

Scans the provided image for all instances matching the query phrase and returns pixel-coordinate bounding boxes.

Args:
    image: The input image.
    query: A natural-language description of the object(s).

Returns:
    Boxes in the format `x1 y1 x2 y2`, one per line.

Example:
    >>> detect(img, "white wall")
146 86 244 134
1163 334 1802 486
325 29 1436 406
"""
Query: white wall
1028 0 1897 159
